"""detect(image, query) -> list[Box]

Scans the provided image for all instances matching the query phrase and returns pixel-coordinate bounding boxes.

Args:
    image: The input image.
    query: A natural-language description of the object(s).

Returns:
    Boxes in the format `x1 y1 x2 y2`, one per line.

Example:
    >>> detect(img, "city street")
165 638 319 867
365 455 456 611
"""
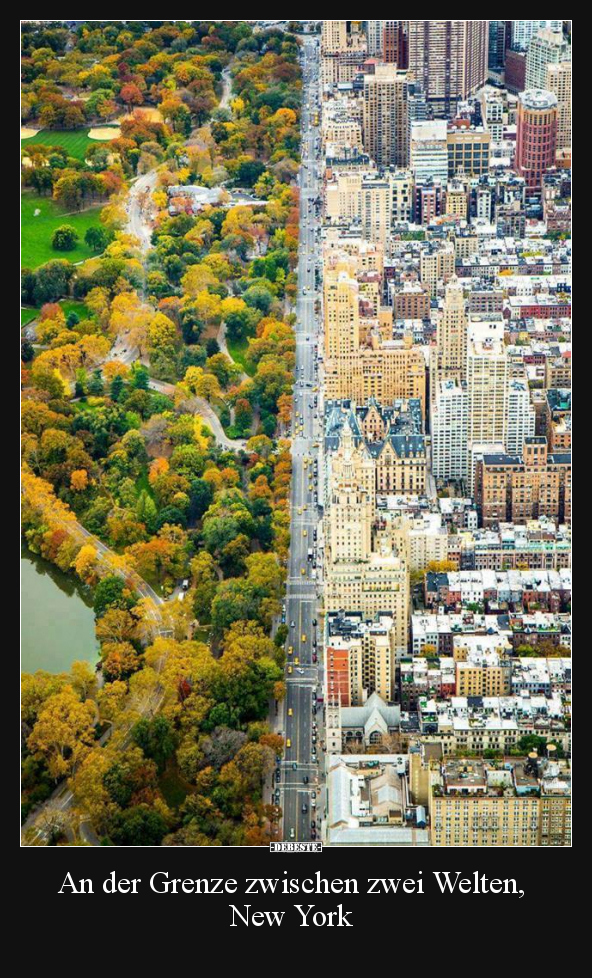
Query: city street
280 34 324 843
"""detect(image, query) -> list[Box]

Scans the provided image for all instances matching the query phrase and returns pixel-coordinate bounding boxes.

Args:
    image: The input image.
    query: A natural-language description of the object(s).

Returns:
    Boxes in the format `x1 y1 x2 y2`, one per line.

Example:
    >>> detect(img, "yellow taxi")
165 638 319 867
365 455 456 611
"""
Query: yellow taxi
294 657 300 665
288 708 293 717
287 665 293 674
286 738 291 748
303 529 307 537
288 646 293 656
300 567 306 575
301 634 307 643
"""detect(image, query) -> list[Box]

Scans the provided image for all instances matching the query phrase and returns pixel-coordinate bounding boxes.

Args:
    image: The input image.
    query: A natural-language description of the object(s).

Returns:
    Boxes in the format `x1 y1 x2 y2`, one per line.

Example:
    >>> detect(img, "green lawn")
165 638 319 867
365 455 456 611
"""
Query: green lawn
135 466 155 500
21 300 91 327
21 194 103 269
226 334 255 376
21 307 39 326
61 300 92 320
21 128 117 162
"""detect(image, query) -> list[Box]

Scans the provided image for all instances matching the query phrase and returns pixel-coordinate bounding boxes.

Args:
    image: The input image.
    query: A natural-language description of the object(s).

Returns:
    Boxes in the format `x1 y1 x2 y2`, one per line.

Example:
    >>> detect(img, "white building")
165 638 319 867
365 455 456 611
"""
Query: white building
410 120 448 183
511 20 562 51
431 378 469 481
506 377 536 455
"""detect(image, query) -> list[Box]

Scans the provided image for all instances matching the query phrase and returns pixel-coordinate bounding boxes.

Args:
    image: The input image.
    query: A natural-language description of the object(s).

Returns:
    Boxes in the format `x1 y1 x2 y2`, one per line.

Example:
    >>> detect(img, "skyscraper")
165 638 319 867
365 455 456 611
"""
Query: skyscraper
488 21 510 72
466 314 508 451
510 20 562 51
436 276 468 383
383 20 408 67
362 64 409 167
407 21 489 117
365 20 384 57
525 28 570 90
516 89 558 189
321 20 348 54
545 61 571 150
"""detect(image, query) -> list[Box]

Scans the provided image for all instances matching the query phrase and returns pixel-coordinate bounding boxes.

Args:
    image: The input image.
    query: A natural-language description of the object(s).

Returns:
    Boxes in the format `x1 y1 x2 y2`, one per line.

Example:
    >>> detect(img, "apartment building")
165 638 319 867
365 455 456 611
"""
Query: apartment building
431 379 469 481
475 437 571 527
325 400 427 498
362 64 409 168
323 262 426 408
326 612 399 705
430 757 570 846
420 245 455 296
435 276 468 383
407 20 489 117
525 28 571 91
545 60 571 151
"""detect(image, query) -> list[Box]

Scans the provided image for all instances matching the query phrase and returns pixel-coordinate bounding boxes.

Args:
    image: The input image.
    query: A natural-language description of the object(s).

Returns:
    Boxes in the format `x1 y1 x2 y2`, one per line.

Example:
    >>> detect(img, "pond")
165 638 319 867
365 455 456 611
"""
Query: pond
21 548 99 675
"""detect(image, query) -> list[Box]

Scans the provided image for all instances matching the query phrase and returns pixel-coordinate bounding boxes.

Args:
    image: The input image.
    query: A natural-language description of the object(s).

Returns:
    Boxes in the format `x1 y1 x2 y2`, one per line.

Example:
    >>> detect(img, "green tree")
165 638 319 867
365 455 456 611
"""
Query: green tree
131 716 177 773
52 225 79 251
110 804 169 846
85 226 109 253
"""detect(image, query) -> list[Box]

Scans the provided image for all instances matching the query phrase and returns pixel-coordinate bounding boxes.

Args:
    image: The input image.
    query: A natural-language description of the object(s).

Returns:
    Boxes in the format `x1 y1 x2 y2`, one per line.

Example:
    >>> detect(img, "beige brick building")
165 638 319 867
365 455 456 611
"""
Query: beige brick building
323 262 426 411
475 437 571 527
429 758 571 846
420 246 455 296
435 276 467 384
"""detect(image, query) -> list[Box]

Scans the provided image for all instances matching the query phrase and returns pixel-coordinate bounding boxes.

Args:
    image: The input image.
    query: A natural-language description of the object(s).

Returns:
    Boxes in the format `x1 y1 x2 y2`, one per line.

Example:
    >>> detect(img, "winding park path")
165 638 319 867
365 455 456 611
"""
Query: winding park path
124 67 232 247
147 375 247 451
125 169 158 251
119 63 249 454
